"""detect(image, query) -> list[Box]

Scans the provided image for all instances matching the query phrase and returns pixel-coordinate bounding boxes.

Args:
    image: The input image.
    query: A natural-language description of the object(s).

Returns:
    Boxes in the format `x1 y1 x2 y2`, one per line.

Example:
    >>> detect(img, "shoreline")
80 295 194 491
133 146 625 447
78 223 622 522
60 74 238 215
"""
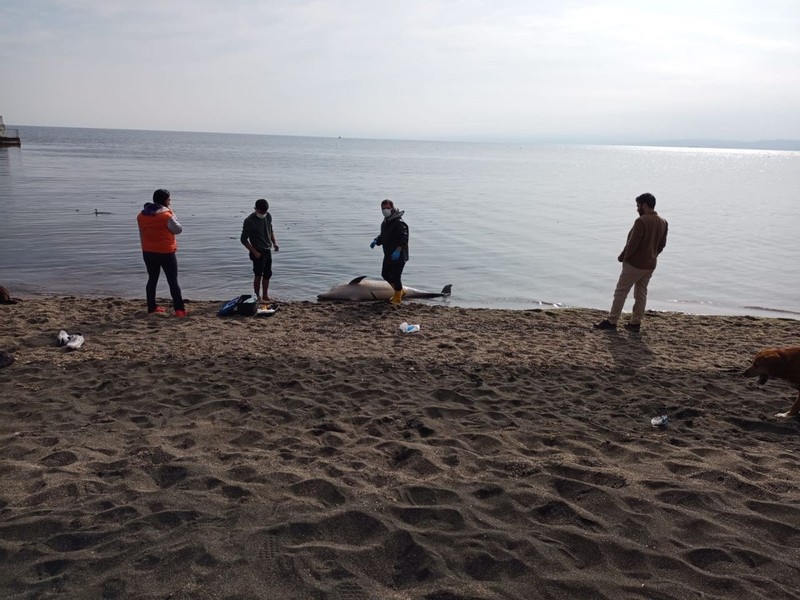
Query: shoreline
1 297 799 599
4 286 800 322
3 295 799 364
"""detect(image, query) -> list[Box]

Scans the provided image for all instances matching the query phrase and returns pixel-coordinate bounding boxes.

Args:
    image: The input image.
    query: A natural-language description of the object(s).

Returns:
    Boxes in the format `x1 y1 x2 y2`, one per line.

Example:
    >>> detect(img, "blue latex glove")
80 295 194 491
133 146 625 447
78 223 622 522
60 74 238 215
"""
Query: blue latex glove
370 238 377 248
391 248 402 261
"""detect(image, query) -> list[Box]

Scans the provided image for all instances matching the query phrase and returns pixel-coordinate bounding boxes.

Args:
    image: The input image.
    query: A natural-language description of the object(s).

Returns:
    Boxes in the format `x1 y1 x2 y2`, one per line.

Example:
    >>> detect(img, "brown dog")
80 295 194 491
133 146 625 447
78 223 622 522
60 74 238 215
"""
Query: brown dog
743 347 800 418
0 286 18 304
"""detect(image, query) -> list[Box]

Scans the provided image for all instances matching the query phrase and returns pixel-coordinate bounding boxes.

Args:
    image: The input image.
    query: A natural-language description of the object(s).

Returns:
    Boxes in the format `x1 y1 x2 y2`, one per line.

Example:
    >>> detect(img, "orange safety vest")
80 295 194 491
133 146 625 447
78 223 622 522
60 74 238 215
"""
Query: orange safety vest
138 209 177 254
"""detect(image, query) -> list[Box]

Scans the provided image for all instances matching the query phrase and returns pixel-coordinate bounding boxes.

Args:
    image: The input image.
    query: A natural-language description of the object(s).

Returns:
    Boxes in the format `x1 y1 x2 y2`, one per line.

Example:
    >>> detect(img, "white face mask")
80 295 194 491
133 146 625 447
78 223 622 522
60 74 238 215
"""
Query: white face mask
255 211 267 219
382 208 392 218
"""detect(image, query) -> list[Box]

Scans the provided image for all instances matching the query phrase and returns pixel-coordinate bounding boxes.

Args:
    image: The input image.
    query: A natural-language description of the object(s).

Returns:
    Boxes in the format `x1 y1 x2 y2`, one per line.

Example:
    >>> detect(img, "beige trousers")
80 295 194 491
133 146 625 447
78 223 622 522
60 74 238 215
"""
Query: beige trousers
608 262 654 325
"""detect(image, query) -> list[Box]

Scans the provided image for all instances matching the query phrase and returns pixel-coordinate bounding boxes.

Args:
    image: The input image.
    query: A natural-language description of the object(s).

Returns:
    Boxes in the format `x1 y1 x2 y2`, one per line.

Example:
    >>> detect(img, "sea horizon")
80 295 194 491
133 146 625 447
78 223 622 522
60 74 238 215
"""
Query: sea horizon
6 122 800 153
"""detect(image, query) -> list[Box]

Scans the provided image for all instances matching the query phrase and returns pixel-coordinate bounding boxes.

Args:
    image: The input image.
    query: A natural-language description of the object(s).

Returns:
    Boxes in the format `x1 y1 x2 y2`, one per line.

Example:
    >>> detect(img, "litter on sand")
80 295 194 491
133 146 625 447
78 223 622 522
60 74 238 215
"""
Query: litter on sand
399 322 421 334
57 330 85 351
256 303 279 317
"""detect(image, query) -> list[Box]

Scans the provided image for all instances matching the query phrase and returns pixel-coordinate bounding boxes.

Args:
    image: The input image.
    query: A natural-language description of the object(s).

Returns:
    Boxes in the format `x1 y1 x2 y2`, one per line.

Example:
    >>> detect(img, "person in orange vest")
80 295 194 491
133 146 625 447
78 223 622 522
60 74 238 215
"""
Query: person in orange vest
137 189 187 317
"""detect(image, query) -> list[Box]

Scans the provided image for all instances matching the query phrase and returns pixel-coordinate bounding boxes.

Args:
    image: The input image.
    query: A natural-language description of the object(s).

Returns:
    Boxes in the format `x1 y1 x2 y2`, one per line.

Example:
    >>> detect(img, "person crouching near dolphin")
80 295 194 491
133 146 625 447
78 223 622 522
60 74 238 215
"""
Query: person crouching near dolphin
370 199 409 305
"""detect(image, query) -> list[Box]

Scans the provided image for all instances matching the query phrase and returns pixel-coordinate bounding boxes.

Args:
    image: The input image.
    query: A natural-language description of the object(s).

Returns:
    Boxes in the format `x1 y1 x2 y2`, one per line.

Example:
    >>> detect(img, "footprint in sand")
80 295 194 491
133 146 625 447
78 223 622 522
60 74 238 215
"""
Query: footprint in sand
330 581 370 600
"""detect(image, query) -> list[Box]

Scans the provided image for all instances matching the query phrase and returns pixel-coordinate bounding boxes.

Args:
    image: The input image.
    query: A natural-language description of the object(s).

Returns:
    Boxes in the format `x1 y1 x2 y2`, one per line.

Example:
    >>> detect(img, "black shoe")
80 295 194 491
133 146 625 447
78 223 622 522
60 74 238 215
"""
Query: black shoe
594 319 617 330
624 322 641 332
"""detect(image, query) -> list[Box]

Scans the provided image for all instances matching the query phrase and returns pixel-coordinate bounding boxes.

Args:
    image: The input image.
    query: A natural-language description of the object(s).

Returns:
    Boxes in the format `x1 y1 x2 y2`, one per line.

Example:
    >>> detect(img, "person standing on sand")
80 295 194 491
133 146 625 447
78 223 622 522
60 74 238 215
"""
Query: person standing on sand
370 198 409 305
137 188 187 317
595 192 668 332
241 198 279 302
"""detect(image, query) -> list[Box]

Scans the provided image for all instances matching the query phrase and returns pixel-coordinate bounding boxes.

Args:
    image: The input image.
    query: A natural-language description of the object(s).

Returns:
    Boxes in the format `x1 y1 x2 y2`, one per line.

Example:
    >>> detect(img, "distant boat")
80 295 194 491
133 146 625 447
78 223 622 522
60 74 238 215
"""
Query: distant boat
0 116 21 146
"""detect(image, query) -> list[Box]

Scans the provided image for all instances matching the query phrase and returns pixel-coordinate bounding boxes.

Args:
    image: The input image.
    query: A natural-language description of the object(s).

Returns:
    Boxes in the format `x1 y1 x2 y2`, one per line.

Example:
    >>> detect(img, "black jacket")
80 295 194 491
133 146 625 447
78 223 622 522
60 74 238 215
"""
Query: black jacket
376 210 409 261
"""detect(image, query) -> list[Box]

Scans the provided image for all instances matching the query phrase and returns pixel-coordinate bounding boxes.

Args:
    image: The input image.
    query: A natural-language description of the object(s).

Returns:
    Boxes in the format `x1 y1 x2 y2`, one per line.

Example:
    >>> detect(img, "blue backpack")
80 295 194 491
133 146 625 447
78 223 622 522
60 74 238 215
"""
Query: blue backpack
218 294 258 317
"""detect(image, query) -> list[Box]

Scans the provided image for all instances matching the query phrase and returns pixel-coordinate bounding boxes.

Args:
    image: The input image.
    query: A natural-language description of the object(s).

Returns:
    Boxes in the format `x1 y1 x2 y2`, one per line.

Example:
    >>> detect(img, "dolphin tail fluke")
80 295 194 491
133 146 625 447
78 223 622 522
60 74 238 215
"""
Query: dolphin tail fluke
441 284 452 296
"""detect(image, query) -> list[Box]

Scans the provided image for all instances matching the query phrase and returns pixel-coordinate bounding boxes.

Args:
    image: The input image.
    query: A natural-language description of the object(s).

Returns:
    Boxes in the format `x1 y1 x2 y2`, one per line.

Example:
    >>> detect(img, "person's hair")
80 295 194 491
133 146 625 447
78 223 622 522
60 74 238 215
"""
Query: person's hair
381 199 394 208
636 192 656 208
153 188 170 206
255 198 269 212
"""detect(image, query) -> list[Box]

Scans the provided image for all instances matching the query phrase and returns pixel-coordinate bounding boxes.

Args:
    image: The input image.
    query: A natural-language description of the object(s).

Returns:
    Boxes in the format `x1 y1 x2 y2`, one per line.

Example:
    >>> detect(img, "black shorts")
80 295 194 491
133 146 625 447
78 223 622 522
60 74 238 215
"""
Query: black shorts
250 249 272 277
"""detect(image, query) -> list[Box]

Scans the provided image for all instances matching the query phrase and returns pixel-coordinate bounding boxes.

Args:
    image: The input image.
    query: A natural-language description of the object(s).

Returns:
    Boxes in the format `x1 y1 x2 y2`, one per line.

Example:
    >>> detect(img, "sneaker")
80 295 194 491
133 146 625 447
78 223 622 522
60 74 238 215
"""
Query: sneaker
65 334 84 351
149 306 167 315
593 319 617 330
624 322 641 332
174 309 188 318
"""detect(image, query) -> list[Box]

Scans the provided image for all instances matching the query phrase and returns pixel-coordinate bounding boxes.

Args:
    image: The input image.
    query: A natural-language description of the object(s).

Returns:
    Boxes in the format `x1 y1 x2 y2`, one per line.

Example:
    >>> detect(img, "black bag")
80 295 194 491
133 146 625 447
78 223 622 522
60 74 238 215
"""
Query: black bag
218 294 258 317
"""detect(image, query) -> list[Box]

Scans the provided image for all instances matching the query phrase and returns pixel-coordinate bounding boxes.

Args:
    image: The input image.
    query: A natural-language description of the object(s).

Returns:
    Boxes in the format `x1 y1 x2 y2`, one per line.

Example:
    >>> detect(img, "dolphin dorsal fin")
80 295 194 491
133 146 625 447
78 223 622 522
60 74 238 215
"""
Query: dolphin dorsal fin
348 276 368 285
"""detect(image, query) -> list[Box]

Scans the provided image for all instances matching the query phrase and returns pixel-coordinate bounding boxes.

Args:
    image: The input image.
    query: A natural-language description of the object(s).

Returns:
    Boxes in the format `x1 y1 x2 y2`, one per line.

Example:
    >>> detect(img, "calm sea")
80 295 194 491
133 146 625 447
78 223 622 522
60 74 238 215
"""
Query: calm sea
1 126 798 318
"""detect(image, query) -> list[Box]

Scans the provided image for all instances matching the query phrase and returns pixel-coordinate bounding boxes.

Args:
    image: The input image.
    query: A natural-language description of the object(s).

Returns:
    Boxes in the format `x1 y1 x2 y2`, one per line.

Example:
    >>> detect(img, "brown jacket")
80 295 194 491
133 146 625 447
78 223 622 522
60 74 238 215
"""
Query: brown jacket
618 212 668 270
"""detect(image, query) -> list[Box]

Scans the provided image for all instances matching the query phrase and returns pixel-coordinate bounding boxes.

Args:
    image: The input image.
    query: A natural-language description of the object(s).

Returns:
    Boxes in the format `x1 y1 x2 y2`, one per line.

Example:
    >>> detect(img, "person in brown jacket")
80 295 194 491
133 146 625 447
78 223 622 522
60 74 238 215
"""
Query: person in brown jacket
595 193 668 332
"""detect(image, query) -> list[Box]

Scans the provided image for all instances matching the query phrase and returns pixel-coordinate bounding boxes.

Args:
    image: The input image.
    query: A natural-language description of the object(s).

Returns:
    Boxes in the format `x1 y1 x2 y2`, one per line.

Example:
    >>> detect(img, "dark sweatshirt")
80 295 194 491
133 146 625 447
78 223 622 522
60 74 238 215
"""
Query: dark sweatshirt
240 212 274 252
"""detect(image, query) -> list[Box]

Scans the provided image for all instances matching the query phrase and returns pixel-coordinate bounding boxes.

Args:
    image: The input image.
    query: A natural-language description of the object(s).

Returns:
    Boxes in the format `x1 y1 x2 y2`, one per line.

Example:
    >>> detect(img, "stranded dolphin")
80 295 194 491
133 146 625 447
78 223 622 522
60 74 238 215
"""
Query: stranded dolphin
317 276 452 302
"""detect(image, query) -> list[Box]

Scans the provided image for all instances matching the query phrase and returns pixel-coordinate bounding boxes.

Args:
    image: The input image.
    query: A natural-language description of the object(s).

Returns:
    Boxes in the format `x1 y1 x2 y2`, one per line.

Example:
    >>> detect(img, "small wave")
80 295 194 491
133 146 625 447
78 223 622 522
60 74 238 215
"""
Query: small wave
668 299 800 318
741 305 800 316
666 299 720 306
527 299 567 308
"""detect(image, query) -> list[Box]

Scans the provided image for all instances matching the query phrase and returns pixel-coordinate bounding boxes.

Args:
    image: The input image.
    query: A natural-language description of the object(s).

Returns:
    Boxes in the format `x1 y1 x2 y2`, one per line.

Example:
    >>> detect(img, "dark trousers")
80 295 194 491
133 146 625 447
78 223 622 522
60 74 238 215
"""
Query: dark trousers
381 258 406 291
143 251 185 312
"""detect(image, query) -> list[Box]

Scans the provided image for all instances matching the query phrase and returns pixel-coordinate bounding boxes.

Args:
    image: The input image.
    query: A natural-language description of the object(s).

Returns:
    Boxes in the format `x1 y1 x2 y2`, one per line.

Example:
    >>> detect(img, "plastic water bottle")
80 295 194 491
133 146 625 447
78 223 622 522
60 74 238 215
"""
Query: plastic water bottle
399 322 420 334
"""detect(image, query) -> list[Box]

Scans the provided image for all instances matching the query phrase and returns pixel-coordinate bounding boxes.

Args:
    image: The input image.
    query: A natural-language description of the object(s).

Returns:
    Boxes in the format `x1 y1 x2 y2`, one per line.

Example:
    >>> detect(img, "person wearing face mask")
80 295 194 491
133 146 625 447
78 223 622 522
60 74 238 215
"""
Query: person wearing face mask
241 198 280 302
370 198 409 305
595 193 668 332
137 188 187 317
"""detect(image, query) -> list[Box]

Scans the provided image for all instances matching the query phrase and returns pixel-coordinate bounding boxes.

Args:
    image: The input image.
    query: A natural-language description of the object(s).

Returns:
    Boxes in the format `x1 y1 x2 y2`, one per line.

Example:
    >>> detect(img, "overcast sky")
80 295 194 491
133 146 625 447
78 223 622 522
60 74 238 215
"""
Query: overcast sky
1 0 798 142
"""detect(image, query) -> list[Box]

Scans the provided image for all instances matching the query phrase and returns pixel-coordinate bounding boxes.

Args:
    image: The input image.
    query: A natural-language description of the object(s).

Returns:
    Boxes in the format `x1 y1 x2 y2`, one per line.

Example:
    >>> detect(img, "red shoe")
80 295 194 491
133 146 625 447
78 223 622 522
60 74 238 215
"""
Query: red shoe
149 306 167 315
174 309 188 318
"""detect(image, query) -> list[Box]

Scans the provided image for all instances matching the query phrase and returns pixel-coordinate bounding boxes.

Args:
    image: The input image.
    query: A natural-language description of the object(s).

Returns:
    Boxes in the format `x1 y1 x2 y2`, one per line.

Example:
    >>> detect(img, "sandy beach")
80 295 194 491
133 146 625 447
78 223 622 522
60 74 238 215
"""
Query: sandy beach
1 296 799 600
